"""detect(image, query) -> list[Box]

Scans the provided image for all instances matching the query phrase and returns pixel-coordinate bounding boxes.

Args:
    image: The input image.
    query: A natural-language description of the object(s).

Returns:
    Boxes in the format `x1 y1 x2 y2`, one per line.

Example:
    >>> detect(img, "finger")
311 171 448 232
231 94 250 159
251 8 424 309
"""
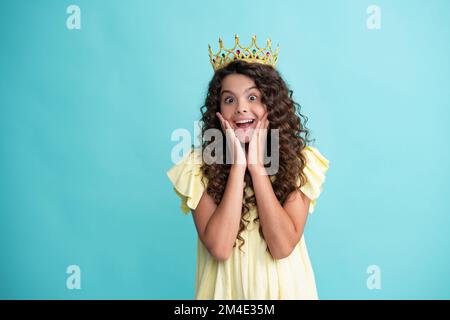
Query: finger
260 112 268 130
217 112 225 126
216 113 226 131
258 113 267 129
216 112 223 125
217 113 233 131
224 121 237 143
256 117 262 131
252 119 261 141
259 116 268 139
225 122 235 139
224 120 232 130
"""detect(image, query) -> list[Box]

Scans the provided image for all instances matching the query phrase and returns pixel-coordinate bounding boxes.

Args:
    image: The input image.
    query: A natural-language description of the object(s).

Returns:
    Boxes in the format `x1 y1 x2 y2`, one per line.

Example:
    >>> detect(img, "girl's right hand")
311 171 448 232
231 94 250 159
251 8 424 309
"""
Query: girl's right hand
216 112 247 170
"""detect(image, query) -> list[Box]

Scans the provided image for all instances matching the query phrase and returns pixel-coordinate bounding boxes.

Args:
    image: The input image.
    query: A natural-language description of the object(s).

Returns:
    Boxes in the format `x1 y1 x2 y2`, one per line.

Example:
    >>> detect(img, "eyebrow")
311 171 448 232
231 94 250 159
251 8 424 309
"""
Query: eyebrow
220 86 258 96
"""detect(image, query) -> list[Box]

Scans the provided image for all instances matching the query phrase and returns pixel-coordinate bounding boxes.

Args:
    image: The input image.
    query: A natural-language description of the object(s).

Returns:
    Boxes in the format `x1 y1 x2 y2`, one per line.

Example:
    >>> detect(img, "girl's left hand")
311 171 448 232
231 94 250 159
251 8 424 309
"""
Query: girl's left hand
247 111 269 175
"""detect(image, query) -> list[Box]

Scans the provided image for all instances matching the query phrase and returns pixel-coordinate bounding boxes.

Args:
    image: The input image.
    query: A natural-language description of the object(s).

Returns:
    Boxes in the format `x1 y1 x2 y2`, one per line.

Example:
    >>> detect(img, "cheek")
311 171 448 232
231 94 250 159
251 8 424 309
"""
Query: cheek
220 106 233 120
255 105 267 119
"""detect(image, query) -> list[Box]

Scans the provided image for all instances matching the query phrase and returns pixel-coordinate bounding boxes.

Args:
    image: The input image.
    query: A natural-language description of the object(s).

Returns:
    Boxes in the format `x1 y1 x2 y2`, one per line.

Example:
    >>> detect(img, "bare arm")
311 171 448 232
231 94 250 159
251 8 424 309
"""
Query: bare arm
250 169 311 260
192 112 247 261
192 166 246 261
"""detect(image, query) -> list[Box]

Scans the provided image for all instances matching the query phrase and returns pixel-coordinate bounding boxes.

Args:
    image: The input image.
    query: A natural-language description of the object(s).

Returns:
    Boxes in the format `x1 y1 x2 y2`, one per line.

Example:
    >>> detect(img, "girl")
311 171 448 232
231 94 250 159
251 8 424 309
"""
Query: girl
167 36 330 299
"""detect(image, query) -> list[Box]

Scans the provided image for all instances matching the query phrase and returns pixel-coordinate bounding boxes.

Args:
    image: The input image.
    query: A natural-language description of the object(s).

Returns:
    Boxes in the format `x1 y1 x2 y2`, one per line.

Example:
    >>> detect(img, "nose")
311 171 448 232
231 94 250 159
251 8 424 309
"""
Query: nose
234 100 248 115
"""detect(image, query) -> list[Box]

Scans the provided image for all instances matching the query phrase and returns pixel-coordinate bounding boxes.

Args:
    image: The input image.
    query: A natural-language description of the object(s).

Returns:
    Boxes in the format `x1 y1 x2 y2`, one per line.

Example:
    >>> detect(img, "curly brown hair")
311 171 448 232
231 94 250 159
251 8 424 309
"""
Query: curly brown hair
198 59 314 253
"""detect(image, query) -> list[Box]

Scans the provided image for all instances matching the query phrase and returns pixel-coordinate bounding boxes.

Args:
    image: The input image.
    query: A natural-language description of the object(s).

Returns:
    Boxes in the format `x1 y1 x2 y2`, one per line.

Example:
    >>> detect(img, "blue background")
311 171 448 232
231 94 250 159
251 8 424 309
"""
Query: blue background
1 0 449 299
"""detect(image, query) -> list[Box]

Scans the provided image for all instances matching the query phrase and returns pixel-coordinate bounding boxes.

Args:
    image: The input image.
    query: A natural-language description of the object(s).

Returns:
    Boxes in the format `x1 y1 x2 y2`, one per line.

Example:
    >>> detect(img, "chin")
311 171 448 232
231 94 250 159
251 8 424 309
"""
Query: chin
237 137 250 144
235 128 255 144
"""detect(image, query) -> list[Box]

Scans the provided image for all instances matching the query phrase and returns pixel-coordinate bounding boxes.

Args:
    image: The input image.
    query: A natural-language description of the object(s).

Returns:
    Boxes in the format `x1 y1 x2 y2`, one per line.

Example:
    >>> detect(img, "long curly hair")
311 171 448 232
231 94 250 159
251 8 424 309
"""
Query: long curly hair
199 59 315 253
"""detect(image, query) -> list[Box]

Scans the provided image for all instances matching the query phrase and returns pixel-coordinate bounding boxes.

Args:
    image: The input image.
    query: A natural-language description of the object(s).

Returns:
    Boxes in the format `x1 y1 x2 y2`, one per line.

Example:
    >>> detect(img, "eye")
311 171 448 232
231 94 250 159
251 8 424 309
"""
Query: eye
248 95 258 102
224 96 234 104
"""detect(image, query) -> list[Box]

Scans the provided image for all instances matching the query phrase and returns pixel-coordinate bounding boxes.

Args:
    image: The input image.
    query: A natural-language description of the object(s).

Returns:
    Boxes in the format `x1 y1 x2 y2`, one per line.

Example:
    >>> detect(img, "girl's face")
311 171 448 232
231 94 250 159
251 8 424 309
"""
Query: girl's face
219 74 267 143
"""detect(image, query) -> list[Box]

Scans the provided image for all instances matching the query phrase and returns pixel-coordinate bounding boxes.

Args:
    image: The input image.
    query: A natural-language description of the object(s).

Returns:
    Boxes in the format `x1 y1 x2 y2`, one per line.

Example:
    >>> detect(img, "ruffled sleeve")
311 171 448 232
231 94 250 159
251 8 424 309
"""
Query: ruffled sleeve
166 147 207 215
297 146 330 214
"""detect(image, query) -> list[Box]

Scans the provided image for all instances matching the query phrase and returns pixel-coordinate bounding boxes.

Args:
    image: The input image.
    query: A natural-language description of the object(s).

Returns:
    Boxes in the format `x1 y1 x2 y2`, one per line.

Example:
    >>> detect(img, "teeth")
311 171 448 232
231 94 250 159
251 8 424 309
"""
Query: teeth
235 119 254 124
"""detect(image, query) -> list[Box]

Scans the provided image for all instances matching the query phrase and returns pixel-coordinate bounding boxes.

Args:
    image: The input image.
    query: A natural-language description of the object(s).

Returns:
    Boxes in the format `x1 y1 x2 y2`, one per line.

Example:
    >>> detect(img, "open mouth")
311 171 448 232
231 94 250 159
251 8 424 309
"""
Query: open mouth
234 119 255 129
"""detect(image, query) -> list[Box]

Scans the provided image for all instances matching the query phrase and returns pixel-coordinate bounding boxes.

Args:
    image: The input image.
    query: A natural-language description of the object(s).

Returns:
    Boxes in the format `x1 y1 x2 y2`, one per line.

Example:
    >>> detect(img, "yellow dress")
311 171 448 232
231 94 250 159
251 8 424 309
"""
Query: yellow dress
166 146 330 300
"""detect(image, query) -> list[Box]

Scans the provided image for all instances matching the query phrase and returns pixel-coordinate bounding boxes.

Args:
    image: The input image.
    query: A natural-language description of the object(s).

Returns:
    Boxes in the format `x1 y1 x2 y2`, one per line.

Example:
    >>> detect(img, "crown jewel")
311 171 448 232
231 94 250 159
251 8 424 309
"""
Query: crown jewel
208 34 280 71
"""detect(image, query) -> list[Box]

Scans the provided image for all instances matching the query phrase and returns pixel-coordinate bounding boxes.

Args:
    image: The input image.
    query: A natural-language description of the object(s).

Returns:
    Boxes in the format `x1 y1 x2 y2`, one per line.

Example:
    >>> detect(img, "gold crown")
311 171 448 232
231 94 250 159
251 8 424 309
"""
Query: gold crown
208 34 280 71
